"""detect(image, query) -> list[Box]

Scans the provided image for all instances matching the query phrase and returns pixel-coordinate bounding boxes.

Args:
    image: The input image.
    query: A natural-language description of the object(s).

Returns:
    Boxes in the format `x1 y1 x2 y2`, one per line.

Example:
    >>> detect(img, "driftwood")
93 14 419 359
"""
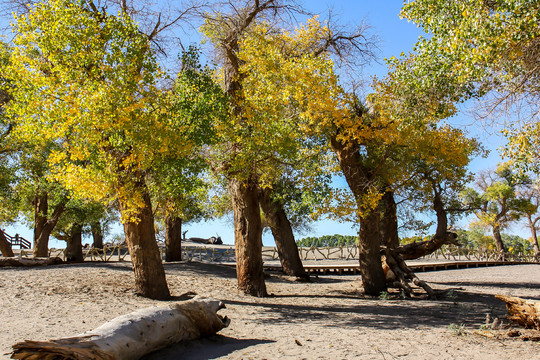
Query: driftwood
187 236 223 245
11 297 230 360
0 257 63 267
496 295 540 330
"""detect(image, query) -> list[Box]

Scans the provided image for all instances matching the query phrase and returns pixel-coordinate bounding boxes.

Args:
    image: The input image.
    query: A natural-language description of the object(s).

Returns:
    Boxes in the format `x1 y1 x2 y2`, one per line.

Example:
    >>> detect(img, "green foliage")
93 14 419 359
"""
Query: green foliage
456 228 534 254
296 234 358 247
399 235 430 245
148 46 228 223
462 163 532 234
52 198 116 242
400 0 540 174
448 323 467 336
2 1 222 222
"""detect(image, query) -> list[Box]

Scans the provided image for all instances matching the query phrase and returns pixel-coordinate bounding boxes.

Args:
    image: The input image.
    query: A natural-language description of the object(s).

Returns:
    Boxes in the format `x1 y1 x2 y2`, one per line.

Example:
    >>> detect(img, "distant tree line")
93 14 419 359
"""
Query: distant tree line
400 230 535 255
297 234 358 248
303 230 535 255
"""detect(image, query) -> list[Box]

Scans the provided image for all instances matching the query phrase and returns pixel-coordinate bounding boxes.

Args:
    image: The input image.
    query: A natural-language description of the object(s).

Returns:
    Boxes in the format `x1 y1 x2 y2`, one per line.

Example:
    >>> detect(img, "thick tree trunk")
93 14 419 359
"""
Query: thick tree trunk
65 224 84 262
33 192 49 257
33 192 66 257
11 298 230 360
258 187 309 281
492 224 505 258
330 136 386 296
118 175 170 300
165 215 182 262
380 189 399 249
526 216 540 260
91 222 104 249
229 178 267 297
359 209 388 295
0 230 14 257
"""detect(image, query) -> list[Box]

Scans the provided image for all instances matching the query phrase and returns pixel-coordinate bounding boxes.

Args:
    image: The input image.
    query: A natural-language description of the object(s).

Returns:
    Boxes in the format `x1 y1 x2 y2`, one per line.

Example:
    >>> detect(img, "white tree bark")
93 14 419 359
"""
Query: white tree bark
12 297 230 360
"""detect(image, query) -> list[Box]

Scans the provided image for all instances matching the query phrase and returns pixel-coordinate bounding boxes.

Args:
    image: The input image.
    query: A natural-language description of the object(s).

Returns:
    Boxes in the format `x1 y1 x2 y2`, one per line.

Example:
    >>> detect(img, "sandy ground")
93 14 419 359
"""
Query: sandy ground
0 261 539 360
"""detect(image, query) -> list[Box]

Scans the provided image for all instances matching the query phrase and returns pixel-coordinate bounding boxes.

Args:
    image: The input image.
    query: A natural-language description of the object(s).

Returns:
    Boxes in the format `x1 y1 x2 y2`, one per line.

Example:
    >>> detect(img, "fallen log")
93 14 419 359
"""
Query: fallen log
495 295 540 330
11 297 230 360
0 257 63 267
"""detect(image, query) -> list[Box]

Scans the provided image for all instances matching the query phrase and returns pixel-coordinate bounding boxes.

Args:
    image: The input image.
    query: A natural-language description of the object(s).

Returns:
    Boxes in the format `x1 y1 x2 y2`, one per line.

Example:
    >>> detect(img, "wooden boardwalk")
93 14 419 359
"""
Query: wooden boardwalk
261 260 537 276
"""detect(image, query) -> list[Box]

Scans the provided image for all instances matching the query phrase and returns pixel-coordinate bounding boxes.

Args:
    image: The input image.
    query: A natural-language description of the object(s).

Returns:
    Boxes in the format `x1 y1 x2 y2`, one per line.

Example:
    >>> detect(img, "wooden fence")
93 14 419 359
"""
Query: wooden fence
10 244 539 264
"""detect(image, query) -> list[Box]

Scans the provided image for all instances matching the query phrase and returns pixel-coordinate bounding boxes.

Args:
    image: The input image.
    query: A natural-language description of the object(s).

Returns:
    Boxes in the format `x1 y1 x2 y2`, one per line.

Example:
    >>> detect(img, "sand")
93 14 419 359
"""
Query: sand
0 261 539 359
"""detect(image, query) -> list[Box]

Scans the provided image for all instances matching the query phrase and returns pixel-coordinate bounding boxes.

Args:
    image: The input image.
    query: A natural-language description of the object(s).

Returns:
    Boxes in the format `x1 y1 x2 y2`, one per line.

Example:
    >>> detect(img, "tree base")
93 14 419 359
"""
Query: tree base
383 249 435 298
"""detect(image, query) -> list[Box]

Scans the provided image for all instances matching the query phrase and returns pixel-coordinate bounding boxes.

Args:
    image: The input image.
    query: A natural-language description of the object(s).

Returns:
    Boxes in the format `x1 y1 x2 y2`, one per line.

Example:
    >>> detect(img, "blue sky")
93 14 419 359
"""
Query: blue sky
3 1 512 247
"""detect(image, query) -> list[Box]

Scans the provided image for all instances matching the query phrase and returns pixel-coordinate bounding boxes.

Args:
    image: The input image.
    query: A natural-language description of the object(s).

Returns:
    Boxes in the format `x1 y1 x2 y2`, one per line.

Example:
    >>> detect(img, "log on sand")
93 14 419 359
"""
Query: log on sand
496 295 540 330
0 257 63 267
12 297 230 360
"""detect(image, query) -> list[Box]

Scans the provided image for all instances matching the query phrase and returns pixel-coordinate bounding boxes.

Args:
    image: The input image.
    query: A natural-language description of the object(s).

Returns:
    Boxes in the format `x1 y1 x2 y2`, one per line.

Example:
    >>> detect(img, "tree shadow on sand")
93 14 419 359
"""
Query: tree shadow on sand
223 288 511 331
141 335 275 360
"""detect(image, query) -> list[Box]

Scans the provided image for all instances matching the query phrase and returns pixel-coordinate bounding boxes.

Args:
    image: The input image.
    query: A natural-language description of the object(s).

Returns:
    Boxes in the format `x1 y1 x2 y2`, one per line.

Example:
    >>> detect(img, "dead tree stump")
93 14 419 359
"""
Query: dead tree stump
496 295 540 330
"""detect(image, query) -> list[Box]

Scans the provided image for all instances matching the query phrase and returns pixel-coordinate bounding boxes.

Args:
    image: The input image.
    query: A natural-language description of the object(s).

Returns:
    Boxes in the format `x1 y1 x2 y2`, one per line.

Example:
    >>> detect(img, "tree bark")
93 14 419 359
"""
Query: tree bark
33 191 66 257
359 209 388 295
65 224 84 262
492 224 506 257
330 136 386 296
380 189 399 249
0 229 14 257
526 215 540 260
258 187 309 281
165 215 182 262
90 222 104 249
118 174 170 300
229 177 267 297
496 295 540 330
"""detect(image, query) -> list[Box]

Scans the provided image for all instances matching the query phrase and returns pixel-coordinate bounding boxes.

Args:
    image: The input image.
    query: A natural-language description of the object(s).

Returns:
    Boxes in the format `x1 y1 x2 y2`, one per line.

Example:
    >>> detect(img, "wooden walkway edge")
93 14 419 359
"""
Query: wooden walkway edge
259 261 538 276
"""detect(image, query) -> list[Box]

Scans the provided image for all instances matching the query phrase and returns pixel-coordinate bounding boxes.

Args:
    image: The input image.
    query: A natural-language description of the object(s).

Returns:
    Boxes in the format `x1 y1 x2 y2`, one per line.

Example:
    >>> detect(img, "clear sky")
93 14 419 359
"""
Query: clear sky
3 1 513 247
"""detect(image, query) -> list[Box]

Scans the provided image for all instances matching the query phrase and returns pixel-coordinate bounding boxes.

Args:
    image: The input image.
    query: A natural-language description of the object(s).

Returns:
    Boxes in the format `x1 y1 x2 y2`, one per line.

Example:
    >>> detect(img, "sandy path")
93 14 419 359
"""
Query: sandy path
1 262 539 359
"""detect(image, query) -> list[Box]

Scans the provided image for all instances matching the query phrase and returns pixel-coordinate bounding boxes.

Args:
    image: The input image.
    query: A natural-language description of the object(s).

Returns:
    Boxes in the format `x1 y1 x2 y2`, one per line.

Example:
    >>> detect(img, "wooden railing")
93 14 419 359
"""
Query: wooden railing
1 230 31 249
10 243 540 264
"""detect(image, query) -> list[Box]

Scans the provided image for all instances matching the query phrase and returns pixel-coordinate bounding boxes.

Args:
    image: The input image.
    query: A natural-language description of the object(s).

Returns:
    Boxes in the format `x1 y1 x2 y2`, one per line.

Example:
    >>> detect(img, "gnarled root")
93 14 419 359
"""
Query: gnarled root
11 297 230 360
382 248 435 299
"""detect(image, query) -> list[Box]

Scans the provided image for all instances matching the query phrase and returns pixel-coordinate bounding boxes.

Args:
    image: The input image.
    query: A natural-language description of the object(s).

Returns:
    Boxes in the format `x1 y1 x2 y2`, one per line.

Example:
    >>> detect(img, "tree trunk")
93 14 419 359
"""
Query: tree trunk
0 230 14 257
165 215 182 262
65 224 84 262
358 209 388 295
330 136 386 296
90 222 104 249
526 215 540 260
229 177 267 297
380 189 399 249
33 191 66 257
118 175 170 300
258 187 309 281
33 191 49 257
492 224 505 257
